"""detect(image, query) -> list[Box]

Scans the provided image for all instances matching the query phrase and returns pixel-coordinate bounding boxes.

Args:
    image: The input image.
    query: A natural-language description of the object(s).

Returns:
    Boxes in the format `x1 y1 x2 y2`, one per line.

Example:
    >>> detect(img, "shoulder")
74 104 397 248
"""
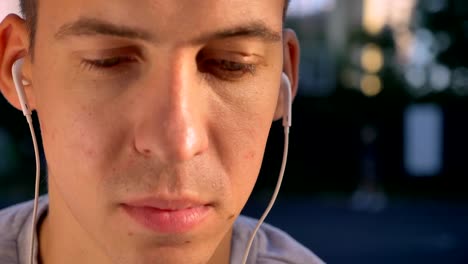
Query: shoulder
231 215 325 264
0 196 48 264
0 199 34 263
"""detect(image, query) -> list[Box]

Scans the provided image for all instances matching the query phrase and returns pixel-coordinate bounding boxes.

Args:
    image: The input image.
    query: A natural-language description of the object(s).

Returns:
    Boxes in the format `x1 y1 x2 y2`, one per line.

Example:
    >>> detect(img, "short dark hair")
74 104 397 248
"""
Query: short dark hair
19 0 38 54
19 0 291 53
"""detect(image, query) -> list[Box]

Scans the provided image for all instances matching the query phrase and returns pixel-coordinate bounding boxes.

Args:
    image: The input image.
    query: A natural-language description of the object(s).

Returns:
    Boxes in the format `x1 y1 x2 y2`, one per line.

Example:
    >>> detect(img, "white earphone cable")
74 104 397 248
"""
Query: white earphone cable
27 114 41 264
241 126 289 264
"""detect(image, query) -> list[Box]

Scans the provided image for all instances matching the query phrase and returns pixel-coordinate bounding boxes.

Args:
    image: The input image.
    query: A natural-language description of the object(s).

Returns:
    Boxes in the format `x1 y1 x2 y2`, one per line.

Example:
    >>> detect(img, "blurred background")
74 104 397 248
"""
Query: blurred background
1 0 467 263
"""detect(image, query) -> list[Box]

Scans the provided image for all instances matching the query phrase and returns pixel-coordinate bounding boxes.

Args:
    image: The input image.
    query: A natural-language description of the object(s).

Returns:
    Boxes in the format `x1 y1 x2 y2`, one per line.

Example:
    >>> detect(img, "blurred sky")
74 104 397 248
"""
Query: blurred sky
287 0 335 17
0 0 20 20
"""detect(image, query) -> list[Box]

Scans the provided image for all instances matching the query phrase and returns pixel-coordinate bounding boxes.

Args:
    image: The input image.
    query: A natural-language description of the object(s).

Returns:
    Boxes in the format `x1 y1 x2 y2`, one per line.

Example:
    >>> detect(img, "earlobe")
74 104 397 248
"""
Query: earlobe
0 14 34 112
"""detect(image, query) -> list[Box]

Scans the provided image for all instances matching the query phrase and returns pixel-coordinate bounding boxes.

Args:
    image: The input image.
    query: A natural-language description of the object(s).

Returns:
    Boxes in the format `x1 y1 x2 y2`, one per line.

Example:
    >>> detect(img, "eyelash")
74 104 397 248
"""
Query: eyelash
81 56 136 71
81 56 256 80
199 59 256 81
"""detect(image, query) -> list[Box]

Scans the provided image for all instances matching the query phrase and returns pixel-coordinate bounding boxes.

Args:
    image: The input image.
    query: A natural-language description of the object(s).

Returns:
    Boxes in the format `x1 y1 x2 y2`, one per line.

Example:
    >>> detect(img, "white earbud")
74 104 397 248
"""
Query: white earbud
12 58 32 117
281 72 292 128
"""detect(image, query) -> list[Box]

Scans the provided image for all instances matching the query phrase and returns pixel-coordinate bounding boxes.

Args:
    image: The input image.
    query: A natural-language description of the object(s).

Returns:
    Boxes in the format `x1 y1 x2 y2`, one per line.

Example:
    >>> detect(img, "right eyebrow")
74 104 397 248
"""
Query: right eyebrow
54 18 155 42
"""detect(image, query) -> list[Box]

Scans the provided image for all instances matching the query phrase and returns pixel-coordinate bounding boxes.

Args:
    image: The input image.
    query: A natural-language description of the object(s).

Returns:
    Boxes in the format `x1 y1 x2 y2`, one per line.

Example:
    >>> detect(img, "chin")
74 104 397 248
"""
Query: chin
117 247 211 264
102 231 217 264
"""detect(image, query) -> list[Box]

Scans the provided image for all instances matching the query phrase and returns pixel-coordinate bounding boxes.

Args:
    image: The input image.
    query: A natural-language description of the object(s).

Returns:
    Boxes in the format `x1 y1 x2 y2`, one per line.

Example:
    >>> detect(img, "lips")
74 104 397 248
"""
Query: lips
121 197 212 234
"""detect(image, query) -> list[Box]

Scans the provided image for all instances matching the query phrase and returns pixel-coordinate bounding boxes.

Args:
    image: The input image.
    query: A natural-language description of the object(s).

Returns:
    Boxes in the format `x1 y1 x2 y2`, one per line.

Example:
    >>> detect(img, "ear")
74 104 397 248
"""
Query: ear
0 14 35 112
274 28 300 121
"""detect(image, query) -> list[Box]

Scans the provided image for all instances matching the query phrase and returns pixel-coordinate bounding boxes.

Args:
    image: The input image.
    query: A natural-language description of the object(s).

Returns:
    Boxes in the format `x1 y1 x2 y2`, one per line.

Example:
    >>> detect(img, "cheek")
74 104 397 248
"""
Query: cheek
238 120 271 163
210 98 276 210
39 96 126 184
233 119 272 208
244 150 256 161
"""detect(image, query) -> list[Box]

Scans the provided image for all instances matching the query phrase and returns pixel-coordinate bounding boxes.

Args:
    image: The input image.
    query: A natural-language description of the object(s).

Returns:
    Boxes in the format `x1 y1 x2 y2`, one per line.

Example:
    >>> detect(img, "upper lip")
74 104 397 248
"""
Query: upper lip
122 196 210 210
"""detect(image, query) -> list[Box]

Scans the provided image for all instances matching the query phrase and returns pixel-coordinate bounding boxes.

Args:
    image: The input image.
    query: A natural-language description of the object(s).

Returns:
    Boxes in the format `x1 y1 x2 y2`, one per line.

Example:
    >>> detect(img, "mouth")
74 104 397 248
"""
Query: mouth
121 197 213 234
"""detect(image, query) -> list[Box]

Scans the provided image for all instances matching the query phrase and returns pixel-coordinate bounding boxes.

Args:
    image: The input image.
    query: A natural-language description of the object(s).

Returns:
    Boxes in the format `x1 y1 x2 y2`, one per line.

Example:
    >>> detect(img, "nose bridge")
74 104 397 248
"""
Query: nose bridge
134 51 208 163
164 55 199 152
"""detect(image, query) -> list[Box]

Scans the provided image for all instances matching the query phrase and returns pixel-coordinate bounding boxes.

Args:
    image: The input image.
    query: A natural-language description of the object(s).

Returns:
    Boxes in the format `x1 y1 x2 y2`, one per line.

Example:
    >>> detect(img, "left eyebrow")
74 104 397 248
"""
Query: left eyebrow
190 21 283 44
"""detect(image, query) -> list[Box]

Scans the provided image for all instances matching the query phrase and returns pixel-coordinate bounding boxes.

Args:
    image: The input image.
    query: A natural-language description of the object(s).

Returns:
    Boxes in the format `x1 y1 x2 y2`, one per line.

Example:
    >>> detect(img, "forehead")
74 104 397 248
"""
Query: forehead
37 0 284 43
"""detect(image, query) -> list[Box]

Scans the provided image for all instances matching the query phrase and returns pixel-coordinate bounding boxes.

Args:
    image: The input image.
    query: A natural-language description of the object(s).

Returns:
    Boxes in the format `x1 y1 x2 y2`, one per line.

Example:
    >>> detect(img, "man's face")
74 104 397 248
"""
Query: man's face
31 0 285 263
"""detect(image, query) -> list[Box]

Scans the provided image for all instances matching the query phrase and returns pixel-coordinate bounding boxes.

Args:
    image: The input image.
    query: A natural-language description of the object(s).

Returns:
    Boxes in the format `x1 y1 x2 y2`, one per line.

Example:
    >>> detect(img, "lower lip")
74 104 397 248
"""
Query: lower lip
122 204 211 234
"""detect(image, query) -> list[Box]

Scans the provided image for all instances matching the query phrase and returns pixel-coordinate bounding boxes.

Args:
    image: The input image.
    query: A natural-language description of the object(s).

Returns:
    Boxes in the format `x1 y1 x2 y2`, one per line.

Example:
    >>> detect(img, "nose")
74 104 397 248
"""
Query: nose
133 55 209 164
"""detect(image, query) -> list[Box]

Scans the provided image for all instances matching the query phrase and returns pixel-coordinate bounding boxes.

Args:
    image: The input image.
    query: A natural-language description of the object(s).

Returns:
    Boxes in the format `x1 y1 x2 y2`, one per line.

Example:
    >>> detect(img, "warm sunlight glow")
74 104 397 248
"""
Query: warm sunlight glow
363 0 387 35
361 43 384 73
361 74 382 97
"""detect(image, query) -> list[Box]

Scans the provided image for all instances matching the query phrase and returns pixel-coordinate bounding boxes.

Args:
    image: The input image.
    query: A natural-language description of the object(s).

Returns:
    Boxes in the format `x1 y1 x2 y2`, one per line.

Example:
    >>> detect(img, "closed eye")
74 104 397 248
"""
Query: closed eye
81 56 137 71
198 58 257 81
